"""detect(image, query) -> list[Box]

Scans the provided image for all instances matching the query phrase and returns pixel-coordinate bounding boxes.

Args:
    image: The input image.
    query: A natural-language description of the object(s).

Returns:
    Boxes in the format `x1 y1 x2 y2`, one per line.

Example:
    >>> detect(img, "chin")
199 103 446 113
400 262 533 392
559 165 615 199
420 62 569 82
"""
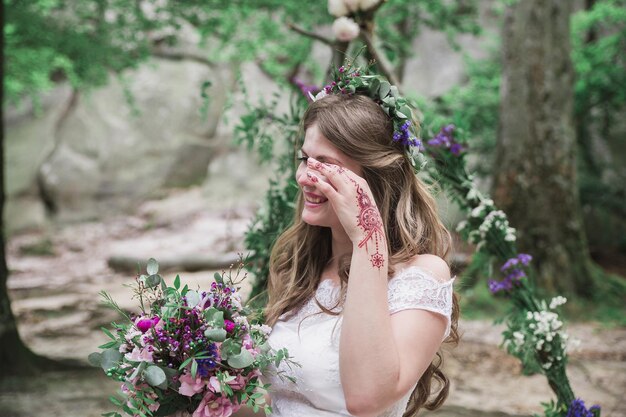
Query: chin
301 210 329 228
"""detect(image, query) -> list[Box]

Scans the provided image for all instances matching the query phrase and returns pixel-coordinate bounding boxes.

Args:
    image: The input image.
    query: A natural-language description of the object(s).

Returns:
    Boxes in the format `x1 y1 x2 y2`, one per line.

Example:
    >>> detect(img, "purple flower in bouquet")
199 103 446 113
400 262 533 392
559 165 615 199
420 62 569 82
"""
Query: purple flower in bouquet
567 398 600 417
489 253 533 294
427 124 466 156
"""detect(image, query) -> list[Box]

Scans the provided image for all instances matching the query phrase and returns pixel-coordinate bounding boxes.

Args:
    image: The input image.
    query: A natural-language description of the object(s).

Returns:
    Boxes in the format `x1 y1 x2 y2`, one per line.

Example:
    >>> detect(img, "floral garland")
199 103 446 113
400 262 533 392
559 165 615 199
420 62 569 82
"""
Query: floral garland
423 123 601 417
309 63 421 149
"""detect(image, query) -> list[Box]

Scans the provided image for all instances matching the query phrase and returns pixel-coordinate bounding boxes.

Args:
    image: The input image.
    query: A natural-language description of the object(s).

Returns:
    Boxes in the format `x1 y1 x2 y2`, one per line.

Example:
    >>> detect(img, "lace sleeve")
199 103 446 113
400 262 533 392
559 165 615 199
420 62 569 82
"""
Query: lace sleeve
387 266 455 338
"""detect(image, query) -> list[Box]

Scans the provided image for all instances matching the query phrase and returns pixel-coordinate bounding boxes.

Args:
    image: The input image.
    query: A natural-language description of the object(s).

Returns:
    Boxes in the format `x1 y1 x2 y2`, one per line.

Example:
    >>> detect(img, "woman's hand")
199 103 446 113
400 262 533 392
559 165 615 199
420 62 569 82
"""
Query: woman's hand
306 157 386 269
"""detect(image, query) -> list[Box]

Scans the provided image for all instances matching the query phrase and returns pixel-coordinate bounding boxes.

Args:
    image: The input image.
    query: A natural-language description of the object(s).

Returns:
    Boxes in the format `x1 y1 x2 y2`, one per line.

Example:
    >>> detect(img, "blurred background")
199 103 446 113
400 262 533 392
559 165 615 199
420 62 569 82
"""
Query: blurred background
1 0 625 416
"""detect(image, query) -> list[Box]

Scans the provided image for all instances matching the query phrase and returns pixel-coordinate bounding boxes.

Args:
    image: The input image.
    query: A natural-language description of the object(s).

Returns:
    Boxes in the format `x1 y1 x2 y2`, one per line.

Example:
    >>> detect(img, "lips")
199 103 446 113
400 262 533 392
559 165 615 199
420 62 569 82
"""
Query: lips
304 192 328 205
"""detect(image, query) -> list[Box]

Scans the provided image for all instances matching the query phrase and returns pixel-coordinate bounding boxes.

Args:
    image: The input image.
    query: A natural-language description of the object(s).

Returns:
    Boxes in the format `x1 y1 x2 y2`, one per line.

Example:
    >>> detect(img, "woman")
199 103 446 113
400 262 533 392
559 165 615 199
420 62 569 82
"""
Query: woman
260 85 459 417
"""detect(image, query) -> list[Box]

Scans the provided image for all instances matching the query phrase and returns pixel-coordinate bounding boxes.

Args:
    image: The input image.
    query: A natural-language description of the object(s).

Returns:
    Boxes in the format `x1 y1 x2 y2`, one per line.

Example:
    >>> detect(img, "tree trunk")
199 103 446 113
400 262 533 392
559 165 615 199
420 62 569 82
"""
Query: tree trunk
493 0 594 296
0 1 56 375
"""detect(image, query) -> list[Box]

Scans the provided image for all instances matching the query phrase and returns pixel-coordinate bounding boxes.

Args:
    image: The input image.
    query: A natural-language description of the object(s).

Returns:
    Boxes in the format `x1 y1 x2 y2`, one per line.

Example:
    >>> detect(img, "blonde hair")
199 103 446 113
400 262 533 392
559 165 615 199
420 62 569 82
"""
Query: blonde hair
265 94 459 414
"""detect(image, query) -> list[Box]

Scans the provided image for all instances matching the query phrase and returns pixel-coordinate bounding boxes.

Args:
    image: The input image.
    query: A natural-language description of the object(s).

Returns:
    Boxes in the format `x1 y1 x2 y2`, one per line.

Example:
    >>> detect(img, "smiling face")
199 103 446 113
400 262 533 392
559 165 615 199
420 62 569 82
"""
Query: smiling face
296 123 363 231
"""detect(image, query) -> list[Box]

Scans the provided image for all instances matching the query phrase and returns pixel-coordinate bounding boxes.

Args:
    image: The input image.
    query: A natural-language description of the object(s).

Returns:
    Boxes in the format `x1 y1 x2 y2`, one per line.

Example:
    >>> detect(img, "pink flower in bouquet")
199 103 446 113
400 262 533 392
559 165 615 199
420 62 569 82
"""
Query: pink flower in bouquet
224 320 236 333
178 371 207 397
136 316 161 333
124 346 154 363
193 393 237 417
242 334 254 350
226 374 246 391
208 376 222 393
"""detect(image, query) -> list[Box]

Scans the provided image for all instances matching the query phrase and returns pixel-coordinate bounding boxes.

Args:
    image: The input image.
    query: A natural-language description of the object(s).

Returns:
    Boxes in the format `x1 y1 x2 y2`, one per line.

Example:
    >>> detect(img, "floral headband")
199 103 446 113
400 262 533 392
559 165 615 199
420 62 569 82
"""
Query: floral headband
308 64 421 150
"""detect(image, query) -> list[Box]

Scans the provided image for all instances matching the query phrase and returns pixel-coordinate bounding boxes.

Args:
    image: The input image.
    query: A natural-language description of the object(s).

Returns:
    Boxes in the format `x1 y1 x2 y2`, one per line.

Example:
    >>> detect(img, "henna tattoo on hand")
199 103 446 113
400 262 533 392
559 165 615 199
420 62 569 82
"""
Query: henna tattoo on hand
309 160 386 268
355 186 385 269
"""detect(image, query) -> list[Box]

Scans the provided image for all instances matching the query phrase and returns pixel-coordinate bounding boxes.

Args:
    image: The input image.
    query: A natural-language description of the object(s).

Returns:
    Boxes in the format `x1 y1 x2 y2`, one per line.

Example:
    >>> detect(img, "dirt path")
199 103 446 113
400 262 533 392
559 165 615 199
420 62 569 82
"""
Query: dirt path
3 188 625 417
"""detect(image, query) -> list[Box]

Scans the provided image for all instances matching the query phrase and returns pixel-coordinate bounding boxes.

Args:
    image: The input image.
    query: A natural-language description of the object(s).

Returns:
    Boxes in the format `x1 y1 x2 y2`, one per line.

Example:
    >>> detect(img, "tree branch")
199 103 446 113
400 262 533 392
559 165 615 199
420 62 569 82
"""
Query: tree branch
287 22 334 46
150 46 216 69
359 30 400 87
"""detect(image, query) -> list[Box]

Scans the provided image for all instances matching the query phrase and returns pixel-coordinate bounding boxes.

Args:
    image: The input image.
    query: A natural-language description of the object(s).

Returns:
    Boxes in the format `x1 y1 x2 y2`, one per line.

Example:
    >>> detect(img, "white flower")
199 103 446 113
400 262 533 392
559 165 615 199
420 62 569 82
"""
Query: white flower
470 205 483 218
234 315 250 328
466 188 480 201
309 89 328 102
251 324 272 336
505 233 516 242
455 220 467 232
512 331 525 346
542 362 552 369
549 296 567 310
328 0 349 17
332 17 360 42
358 0 380 10
344 0 360 12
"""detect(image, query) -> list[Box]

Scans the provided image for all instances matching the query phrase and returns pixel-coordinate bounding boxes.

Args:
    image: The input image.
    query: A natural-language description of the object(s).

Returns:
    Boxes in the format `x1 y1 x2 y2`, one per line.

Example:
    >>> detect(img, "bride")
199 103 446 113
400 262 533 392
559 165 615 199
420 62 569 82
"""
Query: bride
238 75 458 417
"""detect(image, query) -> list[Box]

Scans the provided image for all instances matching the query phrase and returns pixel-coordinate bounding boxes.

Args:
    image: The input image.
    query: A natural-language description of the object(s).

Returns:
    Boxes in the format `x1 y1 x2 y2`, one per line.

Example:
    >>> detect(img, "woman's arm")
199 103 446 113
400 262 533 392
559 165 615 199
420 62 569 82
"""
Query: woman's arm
306 158 449 417
340 251 449 417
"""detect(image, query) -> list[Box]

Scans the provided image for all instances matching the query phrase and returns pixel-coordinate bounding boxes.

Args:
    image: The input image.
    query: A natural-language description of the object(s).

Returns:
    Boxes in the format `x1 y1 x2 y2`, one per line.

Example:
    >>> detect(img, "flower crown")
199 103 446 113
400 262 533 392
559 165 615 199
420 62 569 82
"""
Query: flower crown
308 64 421 150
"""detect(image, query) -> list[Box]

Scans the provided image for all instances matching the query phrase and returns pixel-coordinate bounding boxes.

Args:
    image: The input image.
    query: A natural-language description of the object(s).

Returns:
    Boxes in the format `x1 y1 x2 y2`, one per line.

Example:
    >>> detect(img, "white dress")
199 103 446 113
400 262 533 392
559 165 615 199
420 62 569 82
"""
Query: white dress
265 266 455 417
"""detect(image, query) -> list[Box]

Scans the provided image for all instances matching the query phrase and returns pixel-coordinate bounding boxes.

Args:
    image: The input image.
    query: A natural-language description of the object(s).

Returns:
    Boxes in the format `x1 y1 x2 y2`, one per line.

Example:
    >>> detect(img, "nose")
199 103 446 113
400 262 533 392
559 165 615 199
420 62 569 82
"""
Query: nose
296 165 315 188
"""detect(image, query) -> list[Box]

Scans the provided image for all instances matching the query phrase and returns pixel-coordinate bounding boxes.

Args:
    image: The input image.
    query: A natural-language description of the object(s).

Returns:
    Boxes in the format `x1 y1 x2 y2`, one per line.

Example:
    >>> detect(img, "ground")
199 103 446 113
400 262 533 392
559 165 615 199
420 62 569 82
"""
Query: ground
1 188 625 417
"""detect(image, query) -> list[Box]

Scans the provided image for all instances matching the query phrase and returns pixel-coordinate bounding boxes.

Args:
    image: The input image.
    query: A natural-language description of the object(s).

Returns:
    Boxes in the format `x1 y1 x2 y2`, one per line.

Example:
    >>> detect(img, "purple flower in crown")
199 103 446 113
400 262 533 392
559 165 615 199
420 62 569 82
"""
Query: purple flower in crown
292 77 320 102
392 120 420 147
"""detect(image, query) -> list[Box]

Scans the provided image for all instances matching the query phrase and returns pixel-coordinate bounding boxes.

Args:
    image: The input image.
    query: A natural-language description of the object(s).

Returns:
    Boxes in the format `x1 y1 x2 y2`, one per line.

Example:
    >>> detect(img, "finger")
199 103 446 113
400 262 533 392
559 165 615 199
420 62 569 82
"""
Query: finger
307 158 353 190
306 172 339 202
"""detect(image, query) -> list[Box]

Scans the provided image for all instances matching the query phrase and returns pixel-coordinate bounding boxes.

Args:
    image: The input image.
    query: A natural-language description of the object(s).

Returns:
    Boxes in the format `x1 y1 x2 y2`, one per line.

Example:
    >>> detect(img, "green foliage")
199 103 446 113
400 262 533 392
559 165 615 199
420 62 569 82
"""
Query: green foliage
5 0 154 105
236 90 306 303
433 52 501 176
377 0 481 67
571 0 626 115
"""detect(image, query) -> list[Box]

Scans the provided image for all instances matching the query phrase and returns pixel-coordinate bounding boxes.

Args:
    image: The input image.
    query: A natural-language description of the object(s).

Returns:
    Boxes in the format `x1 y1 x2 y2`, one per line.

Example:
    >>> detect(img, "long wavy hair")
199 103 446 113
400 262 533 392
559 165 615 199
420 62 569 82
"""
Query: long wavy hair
265 94 460 414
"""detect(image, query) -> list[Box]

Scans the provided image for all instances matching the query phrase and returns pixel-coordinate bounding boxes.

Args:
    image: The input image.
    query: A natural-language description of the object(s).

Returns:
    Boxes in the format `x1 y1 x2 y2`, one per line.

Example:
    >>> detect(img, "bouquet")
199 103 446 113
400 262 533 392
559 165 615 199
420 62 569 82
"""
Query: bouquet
89 258 295 417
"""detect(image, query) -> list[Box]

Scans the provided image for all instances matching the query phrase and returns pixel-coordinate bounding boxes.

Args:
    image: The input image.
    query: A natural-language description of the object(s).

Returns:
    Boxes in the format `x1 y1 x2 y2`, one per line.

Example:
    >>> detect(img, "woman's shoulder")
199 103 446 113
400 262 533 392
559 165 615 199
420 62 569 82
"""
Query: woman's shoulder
392 253 452 284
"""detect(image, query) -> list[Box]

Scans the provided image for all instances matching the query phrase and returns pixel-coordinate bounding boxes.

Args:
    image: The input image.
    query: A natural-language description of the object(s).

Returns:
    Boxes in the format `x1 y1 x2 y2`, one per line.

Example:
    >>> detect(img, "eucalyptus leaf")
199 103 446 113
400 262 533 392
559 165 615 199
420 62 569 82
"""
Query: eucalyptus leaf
88 352 102 367
390 85 399 98
146 258 159 275
101 348 122 371
144 365 167 389
382 96 396 107
368 78 380 96
214 272 224 285
259 342 271 354
227 349 255 369
129 361 147 381
378 81 391 99
185 290 200 307
399 105 412 119
174 275 180 290
211 310 224 327
146 274 161 288
220 339 241 360
204 328 227 342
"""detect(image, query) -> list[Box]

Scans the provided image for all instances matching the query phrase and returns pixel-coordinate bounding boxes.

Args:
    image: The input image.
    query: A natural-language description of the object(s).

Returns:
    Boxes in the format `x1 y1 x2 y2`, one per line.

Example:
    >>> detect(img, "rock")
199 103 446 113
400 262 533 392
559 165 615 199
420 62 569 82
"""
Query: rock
6 58 236 223
107 252 242 273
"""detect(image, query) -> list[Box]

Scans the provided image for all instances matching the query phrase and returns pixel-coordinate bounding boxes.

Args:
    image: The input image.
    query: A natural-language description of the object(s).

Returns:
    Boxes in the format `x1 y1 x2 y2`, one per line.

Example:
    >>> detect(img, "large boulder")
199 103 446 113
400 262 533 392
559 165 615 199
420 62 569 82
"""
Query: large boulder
29 58 233 223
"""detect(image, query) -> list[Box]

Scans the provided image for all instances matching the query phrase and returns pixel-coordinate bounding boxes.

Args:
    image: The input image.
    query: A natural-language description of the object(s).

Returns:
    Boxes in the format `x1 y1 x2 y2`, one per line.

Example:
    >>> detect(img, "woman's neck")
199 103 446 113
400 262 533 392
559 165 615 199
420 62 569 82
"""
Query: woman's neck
328 227 353 271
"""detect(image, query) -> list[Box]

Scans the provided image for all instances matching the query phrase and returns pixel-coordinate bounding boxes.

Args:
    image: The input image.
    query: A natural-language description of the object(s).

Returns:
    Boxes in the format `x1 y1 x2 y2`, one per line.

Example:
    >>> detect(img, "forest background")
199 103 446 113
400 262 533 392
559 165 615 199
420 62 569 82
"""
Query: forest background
1 0 625 416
